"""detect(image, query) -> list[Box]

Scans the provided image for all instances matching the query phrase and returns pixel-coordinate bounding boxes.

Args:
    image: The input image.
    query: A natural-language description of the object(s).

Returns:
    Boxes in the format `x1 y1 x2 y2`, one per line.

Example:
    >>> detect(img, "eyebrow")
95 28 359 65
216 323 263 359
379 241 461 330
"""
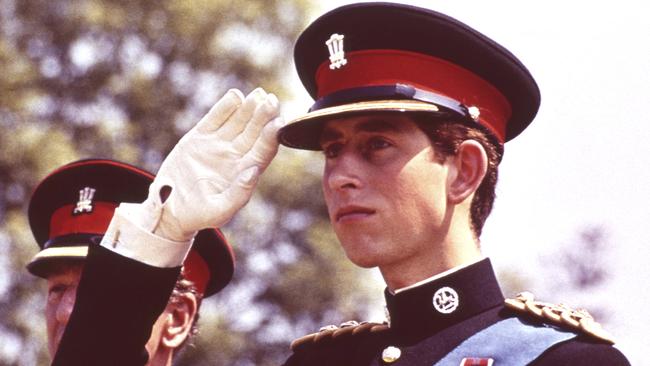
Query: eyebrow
320 118 403 144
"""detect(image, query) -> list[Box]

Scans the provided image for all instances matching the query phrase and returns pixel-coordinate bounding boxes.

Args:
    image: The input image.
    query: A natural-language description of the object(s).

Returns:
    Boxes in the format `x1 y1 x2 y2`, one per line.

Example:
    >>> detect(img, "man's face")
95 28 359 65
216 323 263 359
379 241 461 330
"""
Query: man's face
45 263 82 358
44 262 171 363
320 114 452 272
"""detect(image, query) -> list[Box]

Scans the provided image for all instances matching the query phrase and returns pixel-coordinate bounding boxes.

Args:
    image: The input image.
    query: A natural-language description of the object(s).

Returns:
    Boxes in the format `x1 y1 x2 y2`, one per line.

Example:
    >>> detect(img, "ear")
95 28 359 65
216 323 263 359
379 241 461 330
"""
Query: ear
161 293 199 349
447 140 488 205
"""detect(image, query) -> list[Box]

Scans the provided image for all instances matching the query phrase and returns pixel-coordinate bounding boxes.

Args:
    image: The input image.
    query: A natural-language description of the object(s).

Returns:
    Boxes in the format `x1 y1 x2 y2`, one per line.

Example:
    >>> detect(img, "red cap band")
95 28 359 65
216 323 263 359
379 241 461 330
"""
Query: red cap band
315 49 512 142
183 249 210 296
49 202 119 239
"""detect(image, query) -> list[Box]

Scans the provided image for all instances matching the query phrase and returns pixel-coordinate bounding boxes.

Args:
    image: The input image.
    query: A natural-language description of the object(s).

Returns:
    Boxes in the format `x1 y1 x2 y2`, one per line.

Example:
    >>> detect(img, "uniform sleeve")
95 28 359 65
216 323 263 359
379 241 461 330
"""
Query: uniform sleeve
51 244 181 366
531 337 631 366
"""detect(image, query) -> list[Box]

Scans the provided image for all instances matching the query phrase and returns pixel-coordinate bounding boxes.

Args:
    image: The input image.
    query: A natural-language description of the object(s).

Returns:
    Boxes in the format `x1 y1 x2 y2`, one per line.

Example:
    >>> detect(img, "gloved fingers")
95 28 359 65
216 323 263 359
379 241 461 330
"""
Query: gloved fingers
233 92 281 152
195 89 245 133
240 116 284 168
216 88 267 141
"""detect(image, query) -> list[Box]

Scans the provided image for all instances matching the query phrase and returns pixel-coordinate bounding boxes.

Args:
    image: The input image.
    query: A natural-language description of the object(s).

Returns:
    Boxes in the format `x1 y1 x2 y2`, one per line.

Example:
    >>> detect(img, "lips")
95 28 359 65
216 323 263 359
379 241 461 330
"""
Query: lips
335 205 376 222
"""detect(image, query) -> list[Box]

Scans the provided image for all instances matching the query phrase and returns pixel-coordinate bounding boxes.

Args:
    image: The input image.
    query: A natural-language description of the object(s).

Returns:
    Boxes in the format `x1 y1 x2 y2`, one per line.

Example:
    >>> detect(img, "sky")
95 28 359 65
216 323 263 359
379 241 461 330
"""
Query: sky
284 1 650 363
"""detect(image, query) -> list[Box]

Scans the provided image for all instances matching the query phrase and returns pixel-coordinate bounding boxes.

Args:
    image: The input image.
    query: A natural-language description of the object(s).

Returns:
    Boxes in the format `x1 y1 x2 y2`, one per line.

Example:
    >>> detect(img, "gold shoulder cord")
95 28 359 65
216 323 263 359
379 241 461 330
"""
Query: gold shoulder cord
290 320 389 351
504 292 615 345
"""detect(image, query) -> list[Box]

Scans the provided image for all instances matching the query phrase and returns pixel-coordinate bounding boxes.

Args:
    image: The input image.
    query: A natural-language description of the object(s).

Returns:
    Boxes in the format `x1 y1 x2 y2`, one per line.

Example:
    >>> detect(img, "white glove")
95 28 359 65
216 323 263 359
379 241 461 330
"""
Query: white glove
136 87 284 242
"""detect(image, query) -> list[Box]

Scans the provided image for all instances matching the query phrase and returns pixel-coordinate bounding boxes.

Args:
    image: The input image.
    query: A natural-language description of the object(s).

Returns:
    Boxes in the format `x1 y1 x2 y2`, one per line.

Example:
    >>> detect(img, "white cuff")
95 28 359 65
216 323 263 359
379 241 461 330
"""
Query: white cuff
100 203 193 268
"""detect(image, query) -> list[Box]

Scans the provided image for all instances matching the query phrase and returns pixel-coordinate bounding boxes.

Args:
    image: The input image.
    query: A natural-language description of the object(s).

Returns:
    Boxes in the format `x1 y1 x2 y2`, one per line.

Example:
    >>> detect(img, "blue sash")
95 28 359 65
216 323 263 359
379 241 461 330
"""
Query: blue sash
434 317 576 366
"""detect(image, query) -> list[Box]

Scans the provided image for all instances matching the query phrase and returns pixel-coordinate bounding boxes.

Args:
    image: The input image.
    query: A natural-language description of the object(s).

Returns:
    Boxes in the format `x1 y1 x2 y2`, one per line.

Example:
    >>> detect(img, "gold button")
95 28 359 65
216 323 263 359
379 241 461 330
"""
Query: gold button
382 346 401 363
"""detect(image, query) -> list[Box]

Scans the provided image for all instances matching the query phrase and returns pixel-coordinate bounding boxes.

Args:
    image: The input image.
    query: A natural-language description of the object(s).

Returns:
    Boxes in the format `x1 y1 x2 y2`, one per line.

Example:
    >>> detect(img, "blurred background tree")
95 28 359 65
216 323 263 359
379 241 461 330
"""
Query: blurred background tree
0 1 383 365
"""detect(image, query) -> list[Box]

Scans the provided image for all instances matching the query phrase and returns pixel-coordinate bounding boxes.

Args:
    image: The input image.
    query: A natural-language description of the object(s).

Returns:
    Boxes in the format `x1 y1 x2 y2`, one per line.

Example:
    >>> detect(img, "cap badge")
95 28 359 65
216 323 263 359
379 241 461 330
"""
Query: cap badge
326 33 347 70
73 187 96 215
432 286 459 314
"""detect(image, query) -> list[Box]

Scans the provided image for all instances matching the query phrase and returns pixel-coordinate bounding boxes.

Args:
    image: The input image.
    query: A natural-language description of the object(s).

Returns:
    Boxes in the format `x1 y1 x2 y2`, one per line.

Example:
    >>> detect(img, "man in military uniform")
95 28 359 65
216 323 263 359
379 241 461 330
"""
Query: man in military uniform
27 159 234 365
276 3 630 365
49 3 630 366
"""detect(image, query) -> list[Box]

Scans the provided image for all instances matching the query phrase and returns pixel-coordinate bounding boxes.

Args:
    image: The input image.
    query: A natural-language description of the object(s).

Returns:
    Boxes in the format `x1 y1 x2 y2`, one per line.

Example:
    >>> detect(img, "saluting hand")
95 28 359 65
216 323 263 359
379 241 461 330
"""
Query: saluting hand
143 88 283 242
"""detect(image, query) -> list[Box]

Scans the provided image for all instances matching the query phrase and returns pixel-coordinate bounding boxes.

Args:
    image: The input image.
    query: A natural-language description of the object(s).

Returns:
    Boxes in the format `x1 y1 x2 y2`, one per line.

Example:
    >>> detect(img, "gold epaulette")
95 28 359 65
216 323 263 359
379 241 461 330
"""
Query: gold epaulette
504 292 615 345
290 320 389 351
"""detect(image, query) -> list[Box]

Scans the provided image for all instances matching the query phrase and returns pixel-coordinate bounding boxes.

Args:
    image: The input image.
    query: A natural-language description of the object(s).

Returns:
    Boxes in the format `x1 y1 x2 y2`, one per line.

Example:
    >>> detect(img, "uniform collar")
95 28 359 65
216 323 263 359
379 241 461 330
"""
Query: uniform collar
384 258 504 341
392 257 485 295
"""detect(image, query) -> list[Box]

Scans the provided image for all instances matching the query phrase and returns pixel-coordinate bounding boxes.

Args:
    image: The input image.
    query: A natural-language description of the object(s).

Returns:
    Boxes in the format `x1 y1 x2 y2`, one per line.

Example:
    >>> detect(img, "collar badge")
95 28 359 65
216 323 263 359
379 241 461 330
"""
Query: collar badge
326 33 347 70
73 187 96 215
433 286 459 314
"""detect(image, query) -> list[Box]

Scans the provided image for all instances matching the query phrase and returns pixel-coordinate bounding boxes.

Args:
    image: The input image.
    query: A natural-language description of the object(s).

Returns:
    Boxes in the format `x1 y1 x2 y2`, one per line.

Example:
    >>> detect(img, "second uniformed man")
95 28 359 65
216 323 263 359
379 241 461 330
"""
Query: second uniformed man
27 159 234 365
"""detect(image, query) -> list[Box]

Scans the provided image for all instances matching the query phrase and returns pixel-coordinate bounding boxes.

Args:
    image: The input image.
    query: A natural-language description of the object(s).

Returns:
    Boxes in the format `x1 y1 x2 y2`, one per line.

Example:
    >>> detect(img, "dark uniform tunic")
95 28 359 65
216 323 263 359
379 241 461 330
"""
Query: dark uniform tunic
284 258 629 365
53 246 629 365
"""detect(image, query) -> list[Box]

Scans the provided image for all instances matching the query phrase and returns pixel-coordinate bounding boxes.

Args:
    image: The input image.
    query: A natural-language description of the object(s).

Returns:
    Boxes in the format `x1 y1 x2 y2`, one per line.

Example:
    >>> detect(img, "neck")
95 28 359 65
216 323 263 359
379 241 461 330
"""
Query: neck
380 245 482 291
380 214 482 291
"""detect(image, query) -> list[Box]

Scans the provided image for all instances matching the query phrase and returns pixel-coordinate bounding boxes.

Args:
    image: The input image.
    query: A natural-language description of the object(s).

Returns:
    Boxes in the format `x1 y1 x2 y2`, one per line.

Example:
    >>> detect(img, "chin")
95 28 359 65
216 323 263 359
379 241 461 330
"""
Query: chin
340 241 383 268
336 230 393 268
347 255 379 268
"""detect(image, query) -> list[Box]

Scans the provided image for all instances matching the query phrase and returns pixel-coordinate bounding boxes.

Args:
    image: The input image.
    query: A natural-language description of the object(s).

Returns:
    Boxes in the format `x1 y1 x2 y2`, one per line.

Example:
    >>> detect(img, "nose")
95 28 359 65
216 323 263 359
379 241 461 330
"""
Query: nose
325 152 363 192
56 287 77 325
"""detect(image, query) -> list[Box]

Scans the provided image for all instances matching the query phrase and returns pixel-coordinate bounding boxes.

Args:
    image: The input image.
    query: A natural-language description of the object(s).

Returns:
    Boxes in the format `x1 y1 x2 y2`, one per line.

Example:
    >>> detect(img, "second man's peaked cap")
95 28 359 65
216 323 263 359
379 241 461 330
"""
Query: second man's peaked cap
27 159 235 296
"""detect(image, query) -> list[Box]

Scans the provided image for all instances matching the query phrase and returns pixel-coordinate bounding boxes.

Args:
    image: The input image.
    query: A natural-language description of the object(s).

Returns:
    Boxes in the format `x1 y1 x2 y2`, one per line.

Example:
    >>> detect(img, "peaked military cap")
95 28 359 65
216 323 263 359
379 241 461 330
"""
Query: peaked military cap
27 159 235 296
279 2 540 149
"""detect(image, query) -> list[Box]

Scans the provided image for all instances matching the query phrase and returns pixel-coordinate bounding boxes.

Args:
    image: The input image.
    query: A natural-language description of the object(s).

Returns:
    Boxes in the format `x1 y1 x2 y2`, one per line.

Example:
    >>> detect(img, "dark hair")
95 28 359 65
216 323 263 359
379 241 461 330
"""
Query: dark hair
413 116 502 238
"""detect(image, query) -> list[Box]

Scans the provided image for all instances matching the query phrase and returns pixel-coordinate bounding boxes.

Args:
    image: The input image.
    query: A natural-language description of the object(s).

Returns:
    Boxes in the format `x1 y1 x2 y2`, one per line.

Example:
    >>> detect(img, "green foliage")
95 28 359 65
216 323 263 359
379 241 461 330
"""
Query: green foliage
0 0 382 365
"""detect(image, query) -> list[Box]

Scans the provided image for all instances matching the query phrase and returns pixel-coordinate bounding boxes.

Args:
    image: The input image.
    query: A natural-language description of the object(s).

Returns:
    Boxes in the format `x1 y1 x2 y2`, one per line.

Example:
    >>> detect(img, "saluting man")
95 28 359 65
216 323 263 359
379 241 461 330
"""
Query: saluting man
27 159 234 366
48 3 630 366
278 3 630 365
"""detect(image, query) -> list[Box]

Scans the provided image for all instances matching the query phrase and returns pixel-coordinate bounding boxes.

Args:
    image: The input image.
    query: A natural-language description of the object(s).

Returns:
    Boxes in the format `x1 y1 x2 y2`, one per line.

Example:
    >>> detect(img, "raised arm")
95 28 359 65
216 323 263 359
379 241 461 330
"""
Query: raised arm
52 88 283 365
